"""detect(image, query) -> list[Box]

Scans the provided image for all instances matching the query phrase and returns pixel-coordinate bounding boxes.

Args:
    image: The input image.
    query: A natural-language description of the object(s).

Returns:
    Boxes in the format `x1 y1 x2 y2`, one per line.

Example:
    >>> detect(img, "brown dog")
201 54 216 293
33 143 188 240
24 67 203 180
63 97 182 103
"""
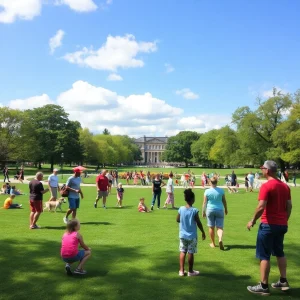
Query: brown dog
43 198 66 212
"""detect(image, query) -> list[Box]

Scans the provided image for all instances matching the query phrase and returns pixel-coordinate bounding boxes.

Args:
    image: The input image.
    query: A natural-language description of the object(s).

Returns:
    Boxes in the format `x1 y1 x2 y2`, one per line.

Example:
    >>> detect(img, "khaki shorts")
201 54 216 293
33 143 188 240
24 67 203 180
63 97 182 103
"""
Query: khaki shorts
50 187 58 198
97 190 108 199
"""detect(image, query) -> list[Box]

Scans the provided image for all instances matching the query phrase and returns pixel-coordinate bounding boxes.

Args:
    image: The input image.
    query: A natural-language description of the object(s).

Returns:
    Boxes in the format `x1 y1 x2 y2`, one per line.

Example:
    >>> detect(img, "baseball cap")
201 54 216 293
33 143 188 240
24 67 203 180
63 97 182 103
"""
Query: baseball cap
73 167 82 173
53 168 59 172
260 160 277 172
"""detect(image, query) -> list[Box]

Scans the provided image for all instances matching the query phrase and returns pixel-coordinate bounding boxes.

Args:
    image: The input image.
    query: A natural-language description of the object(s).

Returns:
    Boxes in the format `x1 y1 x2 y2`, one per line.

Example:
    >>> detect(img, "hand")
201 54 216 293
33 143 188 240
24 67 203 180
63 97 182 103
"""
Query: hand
202 212 206 218
225 209 228 215
75 189 79 193
202 232 206 240
247 220 255 231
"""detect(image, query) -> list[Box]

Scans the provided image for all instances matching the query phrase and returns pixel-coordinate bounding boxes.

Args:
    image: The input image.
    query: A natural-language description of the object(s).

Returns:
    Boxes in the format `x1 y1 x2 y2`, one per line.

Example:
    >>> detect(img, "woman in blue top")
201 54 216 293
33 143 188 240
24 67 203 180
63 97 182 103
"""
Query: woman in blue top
202 175 228 250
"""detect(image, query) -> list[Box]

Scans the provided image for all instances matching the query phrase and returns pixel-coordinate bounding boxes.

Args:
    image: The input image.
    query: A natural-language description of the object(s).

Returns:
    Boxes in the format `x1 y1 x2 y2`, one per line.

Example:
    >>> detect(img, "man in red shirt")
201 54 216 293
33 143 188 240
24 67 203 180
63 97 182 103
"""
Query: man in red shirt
94 169 109 209
246 161 292 296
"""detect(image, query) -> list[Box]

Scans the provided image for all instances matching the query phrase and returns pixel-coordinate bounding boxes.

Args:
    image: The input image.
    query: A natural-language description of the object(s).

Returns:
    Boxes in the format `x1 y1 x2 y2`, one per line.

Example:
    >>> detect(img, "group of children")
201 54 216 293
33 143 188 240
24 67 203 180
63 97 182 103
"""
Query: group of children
1 183 24 209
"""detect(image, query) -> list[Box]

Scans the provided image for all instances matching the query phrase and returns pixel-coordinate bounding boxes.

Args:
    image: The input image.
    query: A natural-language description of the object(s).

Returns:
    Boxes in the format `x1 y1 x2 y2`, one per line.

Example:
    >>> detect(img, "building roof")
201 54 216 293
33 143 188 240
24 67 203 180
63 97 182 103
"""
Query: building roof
134 136 168 143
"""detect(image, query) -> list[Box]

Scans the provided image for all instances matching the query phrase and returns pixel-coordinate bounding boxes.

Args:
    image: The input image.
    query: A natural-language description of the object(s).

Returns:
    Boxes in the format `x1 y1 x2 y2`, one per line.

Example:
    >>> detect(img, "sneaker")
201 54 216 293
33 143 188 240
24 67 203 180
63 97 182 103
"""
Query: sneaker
103 205 107 209
188 270 200 276
247 283 270 295
157 207 160 210
19 204 23 207
63 217 68 224
271 280 290 291
151 206 154 211
74 269 87 275
30 224 41 229
65 264 73 276
178 271 186 277
94 202 97 208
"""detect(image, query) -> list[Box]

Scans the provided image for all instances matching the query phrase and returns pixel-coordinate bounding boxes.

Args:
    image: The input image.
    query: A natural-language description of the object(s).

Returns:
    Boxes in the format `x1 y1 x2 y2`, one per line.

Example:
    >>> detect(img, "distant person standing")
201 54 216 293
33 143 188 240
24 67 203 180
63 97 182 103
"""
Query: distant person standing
3 167 10 183
246 161 292 296
95 169 109 209
231 170 237 186
247 172 255 192
48 168 60 202
151 174 165 210
292 171 296 187
29 172 49 229
254 171 261 189
63 168 84 224
18 167 24 183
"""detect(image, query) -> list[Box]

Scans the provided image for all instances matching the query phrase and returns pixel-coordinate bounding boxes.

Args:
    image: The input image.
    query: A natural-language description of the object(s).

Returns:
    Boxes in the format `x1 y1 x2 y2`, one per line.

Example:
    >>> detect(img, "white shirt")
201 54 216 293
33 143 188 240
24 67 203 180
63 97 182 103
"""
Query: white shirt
166 178 174 193
48 174 59 188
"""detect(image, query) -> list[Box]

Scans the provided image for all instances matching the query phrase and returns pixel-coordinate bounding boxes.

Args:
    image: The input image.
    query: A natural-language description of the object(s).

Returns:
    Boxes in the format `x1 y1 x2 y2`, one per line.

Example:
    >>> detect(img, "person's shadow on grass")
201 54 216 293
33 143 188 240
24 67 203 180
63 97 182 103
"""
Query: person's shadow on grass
224 244 256 251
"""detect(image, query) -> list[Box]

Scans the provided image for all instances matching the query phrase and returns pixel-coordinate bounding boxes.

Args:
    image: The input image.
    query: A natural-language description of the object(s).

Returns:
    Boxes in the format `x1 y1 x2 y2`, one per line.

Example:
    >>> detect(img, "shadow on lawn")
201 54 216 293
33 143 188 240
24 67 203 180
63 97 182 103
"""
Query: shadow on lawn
225 244 256 251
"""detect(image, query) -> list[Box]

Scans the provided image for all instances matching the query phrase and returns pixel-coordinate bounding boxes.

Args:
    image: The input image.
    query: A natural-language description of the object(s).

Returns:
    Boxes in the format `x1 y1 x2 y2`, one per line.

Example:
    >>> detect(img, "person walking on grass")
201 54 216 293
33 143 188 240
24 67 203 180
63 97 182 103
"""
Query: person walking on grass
95 169 109 209
163 173 175 209
116 182 124 208
202 175 228 250
48 168 60 202
3 166 10 183
63 168 83 224
151 173 165 210
247 171 254 192
246 160 292 296
177 189 206 277
61 219 91 276
29 172 49 229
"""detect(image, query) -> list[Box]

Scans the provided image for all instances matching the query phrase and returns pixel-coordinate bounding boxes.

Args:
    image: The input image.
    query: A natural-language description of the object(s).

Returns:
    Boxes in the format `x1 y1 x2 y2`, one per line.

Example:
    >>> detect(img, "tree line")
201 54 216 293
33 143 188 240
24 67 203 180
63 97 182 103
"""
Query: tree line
162 88 300 170
0 105 142 169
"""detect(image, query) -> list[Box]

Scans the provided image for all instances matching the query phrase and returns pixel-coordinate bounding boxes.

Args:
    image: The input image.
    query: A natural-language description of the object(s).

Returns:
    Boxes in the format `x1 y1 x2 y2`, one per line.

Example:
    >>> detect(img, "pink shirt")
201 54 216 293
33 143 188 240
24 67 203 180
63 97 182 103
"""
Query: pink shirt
61 231 79 258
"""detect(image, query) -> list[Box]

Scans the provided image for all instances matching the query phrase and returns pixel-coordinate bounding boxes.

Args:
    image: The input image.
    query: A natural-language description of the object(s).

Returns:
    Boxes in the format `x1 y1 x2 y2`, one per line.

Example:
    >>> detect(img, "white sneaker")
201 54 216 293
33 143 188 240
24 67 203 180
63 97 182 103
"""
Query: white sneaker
63 217 68 224
188 270 200 276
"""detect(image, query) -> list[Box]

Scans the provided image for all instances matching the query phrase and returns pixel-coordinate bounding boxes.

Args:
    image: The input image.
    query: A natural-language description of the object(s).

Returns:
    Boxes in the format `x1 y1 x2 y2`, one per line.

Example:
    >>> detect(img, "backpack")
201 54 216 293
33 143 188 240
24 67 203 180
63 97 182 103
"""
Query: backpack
60 184 69 197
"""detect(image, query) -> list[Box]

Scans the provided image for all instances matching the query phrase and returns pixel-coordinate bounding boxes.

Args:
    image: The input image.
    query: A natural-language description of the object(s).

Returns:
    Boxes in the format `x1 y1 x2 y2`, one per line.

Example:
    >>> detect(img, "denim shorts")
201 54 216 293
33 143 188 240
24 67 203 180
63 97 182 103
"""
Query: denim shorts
68 198 80 209
62 250 85 263
206 210 224 228
256 223 288 261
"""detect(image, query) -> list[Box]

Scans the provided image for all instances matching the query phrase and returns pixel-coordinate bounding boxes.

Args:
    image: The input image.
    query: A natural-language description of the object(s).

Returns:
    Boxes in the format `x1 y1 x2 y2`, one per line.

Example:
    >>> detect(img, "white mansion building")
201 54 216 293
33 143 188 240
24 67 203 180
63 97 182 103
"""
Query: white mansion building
134 136 168 164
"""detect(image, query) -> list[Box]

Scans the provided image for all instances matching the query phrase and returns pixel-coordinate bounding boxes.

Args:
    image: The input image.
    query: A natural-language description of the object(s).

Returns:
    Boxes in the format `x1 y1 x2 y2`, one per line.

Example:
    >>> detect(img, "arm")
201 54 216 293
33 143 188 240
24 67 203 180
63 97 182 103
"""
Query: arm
176 213 180 223
287 200 292 220
222 195 228 215
77 233 90 251
247 200 267 230
195 212 206 240
79 188 84 199
160 181 166 187
152 183 154 193
202 195 207 217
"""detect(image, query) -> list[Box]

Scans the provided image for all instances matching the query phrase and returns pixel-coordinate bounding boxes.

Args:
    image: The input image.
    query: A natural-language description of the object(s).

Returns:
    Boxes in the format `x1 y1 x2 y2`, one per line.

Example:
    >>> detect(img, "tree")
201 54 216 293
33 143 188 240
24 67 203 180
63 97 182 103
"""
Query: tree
162 131 200 167
103 128 110 135
79 128 99 164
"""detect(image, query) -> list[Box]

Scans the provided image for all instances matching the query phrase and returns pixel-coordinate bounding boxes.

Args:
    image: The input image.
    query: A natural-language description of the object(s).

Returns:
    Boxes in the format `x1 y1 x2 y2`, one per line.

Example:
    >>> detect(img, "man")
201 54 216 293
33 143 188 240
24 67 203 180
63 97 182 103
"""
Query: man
254 171 260 189
63 168 83 224
247 171 255 192
48 168 59 202
231 170 237 186
95 169 109 209
29 172 49 229
3 166 10 183
246 160 292 296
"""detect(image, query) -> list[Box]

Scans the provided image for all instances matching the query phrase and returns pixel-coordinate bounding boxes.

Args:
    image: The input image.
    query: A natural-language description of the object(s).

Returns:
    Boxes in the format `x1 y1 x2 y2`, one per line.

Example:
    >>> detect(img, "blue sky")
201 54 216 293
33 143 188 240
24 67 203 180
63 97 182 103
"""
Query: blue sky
0 0 299 137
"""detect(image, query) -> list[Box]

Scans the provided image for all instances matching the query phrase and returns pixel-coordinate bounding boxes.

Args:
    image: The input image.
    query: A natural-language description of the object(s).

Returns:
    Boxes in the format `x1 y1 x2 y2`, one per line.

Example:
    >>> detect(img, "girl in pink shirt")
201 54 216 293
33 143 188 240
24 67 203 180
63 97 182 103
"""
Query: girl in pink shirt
61 219 91 275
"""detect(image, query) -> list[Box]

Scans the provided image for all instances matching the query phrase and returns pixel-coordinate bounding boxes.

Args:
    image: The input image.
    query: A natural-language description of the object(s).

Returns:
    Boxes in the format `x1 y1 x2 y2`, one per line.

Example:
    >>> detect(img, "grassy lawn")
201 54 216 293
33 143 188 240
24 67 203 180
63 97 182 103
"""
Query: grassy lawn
0 184 299 300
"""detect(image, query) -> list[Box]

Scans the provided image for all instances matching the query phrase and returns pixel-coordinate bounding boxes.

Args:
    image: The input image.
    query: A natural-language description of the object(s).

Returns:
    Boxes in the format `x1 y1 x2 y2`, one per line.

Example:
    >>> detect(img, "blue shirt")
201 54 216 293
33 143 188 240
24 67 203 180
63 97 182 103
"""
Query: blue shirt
178 206 199 239
204 187 224 211
247 173 254 183
66 176 81 199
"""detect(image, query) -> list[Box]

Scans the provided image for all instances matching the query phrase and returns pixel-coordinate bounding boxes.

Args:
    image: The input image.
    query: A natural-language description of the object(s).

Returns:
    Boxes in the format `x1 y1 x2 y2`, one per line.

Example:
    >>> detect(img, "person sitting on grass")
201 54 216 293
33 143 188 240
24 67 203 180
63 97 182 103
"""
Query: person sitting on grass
0 184 6 194
10 185 24 195
116 183 124 208
138 198 150 212
177 189 206 277
61 219 91 276
3 194 22 209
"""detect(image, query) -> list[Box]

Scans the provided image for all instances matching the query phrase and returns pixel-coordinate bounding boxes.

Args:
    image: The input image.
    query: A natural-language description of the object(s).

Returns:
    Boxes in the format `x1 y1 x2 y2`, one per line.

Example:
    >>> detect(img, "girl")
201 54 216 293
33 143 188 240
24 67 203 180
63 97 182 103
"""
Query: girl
151 174 165 210
61 219 91 275
163 173 175 209
133 173 138 185
116 183 124 207
244 174 249 192
138 198 150 212
177 189 206 276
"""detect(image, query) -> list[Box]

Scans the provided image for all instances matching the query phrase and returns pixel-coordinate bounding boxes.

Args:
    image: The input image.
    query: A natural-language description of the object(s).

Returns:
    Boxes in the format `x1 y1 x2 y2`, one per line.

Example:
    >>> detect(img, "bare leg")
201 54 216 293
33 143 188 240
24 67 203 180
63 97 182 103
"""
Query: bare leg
179 252 186 273
260 260 271 284
217 227 224 242
188 253 194 272
77 250 91 270
209 227 216 247
276 256 287 278
65 209 73 218
32 212 41 226
30 212 35 226
119 200 122 207
72 209 77 219
103 196 107 206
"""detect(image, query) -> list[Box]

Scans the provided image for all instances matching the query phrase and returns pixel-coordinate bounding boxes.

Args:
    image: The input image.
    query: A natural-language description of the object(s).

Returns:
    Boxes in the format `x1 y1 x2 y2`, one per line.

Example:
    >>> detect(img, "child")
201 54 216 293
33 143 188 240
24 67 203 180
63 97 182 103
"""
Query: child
176 189 206 277
3 194 22 209
138 198 150 212
10 185 24 195
116 183 124 207
60 219 92 275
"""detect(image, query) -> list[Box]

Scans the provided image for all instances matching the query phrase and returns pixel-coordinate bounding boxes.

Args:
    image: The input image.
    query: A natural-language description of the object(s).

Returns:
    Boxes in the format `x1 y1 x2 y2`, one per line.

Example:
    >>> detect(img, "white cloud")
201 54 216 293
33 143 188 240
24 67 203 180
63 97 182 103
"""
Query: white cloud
55 0 97 12
262 86 289 98
176 88 199 100
165 63 174 73
9 94 53 110
64 34 158 71
49 29 65 54
107 73 123 81
0 0 42 23
106 0 113 4
7 81 231 137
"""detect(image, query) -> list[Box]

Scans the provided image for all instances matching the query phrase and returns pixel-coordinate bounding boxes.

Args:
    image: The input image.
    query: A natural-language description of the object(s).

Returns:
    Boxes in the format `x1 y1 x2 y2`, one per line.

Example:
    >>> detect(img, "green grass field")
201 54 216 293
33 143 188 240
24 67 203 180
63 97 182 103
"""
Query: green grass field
0 184 299 300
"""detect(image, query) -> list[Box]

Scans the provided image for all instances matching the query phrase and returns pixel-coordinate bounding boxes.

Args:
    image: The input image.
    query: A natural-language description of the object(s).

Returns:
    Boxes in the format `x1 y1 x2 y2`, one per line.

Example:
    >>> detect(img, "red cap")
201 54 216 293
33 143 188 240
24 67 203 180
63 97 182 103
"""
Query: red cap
73 168 82 173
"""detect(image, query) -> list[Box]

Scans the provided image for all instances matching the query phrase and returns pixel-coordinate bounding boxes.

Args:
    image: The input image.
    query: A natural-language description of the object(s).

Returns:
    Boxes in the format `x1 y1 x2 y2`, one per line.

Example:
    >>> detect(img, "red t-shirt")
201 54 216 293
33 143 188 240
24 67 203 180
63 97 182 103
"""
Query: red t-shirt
96 174 109 191
259 179 291 225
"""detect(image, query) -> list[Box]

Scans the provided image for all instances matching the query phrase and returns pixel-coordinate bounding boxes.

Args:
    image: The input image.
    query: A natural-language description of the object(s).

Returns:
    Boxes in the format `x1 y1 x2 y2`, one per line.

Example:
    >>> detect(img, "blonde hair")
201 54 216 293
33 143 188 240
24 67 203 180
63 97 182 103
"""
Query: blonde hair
210 175 218 185
66 219 79 233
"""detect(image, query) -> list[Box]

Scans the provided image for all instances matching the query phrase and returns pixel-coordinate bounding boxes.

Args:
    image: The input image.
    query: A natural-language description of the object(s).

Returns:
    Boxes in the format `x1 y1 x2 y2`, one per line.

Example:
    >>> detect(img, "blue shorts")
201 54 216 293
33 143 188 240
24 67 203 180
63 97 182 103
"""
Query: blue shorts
62 250 85 263
206 210 224 228
68 198 80 209
256 223 288 261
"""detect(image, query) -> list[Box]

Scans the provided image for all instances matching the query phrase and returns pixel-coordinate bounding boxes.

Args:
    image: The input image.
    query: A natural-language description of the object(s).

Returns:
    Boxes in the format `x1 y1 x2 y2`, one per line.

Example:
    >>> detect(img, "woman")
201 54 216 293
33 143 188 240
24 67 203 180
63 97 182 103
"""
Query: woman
163 173 175 209
151 173 165 210
18 167 24 184
202 175 228 250
244 174 249 192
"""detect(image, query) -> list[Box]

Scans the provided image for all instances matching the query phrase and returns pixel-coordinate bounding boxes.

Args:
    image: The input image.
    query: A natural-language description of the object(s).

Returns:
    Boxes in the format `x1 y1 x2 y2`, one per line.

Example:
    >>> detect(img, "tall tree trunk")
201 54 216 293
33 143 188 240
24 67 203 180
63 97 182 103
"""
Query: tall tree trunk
50 156 54 171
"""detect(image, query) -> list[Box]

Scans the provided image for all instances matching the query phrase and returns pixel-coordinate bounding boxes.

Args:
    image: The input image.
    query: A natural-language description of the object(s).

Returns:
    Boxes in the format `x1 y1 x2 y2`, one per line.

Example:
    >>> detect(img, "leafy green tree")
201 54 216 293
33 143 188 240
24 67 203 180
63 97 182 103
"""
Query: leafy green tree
162 131 200 167
103 128 110 135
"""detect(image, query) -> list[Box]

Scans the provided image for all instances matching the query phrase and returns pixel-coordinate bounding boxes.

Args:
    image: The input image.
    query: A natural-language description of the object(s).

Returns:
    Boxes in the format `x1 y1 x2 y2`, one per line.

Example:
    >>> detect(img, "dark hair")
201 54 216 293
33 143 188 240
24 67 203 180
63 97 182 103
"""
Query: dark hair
184 188 195 203
66 219 79 233
11 185 16 189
